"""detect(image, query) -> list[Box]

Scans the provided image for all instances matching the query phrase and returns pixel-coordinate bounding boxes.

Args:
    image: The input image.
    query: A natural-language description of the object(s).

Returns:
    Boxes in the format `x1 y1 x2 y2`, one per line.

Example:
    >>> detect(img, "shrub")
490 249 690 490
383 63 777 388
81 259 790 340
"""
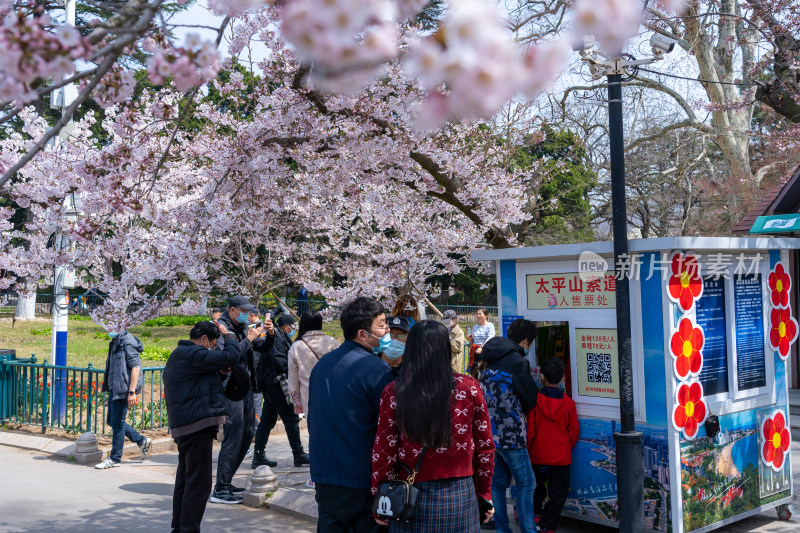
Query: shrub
140 315 209 327
30 327 52 336
142 346 173 361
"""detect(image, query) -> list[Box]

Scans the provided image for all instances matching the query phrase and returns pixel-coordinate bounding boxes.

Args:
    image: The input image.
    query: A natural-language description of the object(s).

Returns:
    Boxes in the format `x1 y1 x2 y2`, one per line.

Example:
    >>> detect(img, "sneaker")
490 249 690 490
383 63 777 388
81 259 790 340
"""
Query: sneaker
139 437 152 458
229 485 246 494
95 458 120 469
244 447 254 460
304 480 315 489
209 489 243 504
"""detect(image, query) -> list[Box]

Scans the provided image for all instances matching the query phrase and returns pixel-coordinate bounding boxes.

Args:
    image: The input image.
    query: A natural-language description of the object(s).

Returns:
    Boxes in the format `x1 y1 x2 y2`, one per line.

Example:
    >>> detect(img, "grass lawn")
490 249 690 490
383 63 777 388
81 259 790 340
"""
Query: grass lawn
0 317 347 369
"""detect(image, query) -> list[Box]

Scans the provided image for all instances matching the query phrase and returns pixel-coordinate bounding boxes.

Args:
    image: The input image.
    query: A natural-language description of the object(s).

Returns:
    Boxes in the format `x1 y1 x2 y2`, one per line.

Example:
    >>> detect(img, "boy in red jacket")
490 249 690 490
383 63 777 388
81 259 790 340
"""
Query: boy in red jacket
526 357 579 533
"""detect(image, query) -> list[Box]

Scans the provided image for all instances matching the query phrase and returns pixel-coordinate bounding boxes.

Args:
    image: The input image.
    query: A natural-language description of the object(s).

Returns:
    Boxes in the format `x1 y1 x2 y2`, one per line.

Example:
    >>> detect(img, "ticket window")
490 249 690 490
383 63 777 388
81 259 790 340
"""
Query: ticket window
533 321 572 397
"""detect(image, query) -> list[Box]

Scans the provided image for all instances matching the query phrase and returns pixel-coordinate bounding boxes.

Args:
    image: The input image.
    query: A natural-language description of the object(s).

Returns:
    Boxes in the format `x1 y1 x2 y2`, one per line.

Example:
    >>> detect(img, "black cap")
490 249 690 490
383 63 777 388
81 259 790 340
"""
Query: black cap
277 314 296 327
228 295 257 313
387 316 411 333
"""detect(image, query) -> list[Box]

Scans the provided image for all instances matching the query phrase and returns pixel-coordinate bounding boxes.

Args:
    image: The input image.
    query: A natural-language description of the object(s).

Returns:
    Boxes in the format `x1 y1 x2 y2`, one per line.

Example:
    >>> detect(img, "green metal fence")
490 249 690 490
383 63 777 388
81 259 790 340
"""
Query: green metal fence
0 356 167 436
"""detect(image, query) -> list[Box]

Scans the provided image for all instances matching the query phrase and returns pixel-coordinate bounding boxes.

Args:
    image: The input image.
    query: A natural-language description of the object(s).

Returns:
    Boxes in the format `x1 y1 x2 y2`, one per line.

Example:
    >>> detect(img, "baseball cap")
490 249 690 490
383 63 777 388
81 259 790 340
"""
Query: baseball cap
277 314 296 327
228 295 257 313
387 316 411 333
441 309 457 326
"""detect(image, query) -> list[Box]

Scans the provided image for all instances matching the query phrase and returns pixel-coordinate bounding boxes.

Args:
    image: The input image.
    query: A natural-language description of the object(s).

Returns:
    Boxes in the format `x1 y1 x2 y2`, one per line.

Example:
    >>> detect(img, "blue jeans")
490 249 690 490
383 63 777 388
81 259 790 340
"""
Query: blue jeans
107 398 144 463
492 447 536 533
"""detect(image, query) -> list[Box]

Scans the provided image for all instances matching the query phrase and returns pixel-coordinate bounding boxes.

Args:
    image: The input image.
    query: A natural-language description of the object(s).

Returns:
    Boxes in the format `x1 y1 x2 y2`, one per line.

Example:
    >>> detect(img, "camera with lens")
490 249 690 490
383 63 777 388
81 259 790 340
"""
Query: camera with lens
650 34 677 55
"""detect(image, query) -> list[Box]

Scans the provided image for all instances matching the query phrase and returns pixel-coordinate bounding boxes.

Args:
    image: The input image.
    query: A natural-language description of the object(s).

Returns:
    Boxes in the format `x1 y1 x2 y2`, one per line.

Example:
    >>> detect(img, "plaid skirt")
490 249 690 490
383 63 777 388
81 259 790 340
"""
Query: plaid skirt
389 477 480 533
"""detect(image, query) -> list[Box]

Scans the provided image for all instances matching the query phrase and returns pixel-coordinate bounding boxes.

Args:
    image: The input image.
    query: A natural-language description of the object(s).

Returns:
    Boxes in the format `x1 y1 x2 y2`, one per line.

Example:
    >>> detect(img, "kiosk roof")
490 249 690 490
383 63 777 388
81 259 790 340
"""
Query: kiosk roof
470 236 800 262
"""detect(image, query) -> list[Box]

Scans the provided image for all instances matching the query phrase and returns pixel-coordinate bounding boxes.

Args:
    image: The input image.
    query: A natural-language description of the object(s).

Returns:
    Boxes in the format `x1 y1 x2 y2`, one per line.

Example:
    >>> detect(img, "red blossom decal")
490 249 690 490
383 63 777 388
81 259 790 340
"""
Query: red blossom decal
768 307 799 360
672 380 707 439
761 410 791 471
768 262 792 309
667 251 703 313
670 317 704 379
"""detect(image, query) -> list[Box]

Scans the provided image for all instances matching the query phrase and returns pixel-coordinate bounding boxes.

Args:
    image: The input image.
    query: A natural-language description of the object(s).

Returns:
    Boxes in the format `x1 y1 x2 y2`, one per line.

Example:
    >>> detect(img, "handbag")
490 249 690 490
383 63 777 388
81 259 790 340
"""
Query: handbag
372 449 427 522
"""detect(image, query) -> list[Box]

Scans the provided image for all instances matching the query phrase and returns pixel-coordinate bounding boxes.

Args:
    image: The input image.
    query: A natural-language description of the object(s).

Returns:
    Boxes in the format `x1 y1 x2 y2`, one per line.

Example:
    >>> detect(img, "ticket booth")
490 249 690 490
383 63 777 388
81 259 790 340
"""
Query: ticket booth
471 237 797 533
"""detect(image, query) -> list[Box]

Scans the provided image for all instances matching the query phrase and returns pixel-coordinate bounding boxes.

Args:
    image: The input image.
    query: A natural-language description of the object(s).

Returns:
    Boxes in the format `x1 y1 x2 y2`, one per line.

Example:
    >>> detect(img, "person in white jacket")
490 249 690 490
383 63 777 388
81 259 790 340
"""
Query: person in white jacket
288 310 340 416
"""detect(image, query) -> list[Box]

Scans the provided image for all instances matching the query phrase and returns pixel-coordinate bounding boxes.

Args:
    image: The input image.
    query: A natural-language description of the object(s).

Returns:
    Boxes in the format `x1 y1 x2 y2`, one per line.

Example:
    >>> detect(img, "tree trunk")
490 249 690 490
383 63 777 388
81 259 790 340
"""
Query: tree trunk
14 288 36 320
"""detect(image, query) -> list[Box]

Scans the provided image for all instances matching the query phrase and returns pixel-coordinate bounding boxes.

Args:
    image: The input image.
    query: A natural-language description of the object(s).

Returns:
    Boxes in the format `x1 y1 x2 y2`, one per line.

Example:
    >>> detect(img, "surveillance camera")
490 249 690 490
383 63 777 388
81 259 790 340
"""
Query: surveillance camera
650 34 677 54
572 35 596 52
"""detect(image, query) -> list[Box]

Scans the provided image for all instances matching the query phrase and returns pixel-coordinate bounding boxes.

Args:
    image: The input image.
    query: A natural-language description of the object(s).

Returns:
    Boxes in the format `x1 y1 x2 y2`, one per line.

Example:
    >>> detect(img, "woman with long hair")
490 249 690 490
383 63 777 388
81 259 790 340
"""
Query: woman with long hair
372 321 495 532
287 310 340 416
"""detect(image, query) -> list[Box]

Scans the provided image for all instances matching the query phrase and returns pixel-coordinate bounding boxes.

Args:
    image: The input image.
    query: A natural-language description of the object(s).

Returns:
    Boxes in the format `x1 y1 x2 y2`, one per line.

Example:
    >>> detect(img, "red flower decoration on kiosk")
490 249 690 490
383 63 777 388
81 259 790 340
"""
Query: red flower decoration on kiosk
761 411 791 471
667 252 703 313
670 318 704 379
768 262 792 309
672 381 706 439
768 307 799 361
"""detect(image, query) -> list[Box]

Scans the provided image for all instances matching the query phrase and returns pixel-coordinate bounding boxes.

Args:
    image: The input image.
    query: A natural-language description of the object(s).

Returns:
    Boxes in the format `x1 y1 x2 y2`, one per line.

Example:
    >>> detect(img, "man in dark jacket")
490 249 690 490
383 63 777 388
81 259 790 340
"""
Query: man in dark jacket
211 295 271 504
308 296 393 533
95 330 151 469
252 313 309 468
478 319 539 533
164 320 241 532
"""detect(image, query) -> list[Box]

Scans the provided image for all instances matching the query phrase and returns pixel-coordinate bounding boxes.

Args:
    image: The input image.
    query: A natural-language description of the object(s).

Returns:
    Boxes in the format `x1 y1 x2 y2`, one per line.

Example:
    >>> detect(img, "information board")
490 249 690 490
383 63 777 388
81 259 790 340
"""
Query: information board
695 277 729 395
526 273 616 310
502 315 523 337
734 274 766 391
576 328 619 398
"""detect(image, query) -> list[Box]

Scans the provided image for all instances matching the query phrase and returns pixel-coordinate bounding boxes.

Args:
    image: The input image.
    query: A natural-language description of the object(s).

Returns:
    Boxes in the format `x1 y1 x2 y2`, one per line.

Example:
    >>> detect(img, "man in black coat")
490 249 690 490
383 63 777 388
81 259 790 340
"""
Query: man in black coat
164 320 241 532
252 312 309 468
211 295 273 504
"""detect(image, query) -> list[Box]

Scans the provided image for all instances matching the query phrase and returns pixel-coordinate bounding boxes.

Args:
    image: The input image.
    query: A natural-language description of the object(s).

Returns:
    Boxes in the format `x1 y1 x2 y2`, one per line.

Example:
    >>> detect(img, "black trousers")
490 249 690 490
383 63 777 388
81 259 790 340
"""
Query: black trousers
254 382 303 453
172 427 217 533
532 464 570 531
315 483 379 533
215 392 254 491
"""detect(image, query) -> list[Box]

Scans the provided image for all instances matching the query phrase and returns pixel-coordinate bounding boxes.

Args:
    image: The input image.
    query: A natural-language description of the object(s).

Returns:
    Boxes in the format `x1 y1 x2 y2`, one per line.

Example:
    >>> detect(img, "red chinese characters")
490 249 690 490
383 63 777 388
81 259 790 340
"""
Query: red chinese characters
672 381 707 440
761 411 791 471
667 251 703 313
768 307 799 361
768 262 792 309
670 317 704 380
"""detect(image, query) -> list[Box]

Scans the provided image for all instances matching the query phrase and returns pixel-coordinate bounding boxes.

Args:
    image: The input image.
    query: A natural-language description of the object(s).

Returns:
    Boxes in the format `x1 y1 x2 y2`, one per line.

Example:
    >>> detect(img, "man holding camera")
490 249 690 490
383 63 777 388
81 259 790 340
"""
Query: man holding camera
211 296 273 504
252 312 309 468
164 320 241 532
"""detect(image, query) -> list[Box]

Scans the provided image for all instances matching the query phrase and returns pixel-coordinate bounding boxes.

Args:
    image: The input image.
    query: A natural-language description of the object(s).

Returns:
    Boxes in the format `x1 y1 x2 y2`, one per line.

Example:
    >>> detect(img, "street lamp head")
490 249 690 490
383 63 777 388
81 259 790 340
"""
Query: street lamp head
650 34 677 56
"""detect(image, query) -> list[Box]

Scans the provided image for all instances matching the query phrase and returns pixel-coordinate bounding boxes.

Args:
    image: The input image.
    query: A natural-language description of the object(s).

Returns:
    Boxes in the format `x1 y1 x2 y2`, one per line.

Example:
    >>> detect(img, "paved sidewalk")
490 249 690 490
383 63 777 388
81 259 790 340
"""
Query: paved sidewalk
0 425 797 532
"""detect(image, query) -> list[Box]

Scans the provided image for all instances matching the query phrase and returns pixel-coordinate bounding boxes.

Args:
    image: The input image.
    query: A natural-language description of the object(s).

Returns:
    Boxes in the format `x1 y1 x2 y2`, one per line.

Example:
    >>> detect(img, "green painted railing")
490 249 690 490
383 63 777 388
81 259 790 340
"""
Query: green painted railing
0 356 167 436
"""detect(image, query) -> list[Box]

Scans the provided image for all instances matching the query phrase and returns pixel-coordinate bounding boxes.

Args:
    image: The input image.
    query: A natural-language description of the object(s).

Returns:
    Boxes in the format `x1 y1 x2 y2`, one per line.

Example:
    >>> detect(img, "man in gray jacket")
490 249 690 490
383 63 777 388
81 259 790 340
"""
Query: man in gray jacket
95 330 152 469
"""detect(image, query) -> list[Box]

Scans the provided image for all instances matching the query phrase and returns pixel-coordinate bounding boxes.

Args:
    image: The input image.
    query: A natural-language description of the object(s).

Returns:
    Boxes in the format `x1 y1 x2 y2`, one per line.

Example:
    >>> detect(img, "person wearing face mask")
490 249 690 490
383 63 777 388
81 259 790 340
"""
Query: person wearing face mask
211 295 270 504
441 309 466 373
252 312 311 468
308 296 394 533
163 320 241 532
382 315 410 377
95 329 150 469
477 319 539 533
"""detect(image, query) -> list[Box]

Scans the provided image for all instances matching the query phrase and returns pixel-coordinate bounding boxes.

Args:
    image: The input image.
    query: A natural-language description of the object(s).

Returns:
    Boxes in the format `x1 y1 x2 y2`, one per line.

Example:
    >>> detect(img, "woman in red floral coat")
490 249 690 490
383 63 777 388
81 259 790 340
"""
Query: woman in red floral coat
371 320 496 532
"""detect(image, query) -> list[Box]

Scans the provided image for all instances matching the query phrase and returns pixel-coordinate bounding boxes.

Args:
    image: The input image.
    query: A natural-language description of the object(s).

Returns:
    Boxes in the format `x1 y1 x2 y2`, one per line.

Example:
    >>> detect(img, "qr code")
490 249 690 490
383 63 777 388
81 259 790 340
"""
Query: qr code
587 352 612 383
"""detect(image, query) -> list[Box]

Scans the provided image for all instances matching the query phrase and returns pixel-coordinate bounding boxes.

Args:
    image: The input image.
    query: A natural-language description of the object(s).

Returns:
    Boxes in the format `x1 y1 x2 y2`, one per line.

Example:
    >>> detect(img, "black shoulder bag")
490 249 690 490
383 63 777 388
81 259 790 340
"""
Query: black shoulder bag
372 449 427 522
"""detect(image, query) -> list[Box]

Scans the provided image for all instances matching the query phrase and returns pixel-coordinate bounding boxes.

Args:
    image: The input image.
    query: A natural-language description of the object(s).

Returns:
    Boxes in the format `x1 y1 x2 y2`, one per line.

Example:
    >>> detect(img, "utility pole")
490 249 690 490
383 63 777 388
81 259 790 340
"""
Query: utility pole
576 34 677 533
49 0 77 424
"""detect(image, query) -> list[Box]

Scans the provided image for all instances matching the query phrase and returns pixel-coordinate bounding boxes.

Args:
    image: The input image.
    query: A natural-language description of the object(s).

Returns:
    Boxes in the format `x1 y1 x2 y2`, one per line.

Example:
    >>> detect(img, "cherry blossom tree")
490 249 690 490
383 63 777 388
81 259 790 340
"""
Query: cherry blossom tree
0 0 697 327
